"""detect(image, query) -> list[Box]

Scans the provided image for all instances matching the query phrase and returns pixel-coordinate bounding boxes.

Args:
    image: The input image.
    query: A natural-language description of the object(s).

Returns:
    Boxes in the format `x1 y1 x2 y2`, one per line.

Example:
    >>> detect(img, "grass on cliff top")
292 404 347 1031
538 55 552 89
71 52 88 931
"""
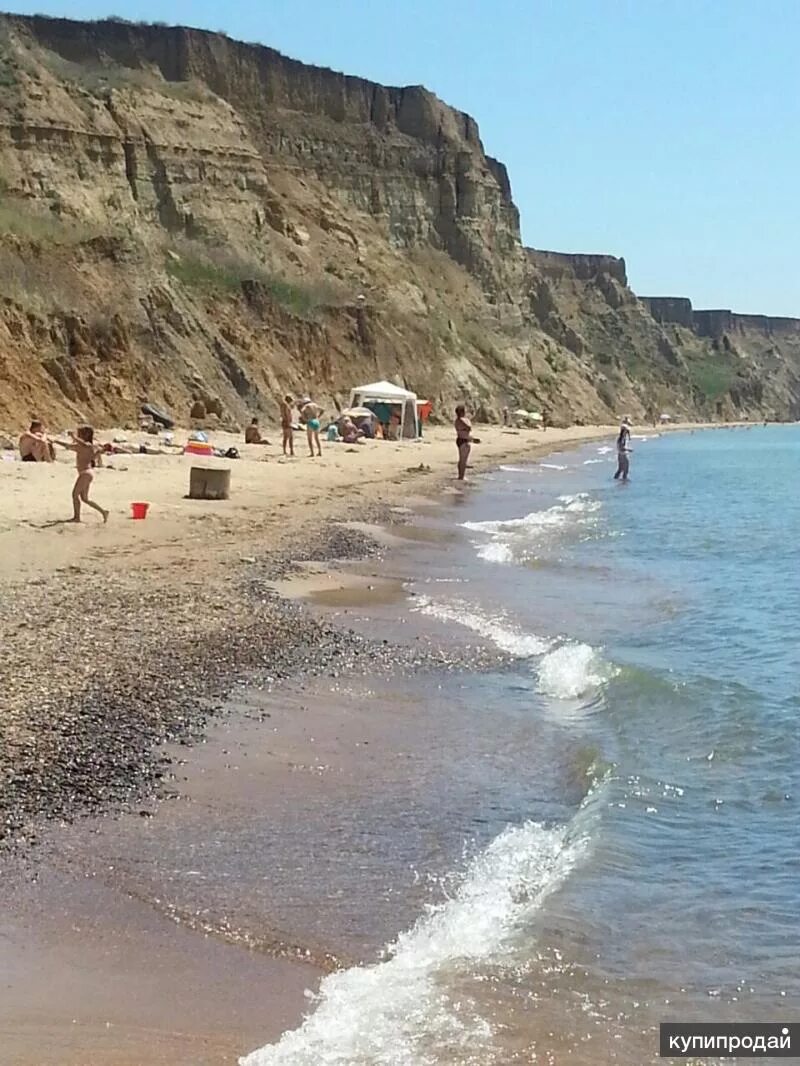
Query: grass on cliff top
166 246 343 320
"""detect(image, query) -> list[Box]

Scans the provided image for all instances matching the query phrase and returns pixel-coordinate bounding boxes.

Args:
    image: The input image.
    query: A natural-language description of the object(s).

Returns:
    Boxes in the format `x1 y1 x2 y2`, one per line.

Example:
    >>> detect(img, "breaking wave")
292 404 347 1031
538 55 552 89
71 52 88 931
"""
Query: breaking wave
240 817 591 1066
538 642 617 700
462 493 601 566
413 596 550 657
414 598 616 703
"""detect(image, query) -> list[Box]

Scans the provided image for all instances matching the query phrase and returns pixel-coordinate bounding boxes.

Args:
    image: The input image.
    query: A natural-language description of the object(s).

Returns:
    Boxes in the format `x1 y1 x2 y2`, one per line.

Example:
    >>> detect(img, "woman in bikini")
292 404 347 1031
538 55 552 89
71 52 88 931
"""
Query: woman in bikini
454 405 479 481
60 426 109 523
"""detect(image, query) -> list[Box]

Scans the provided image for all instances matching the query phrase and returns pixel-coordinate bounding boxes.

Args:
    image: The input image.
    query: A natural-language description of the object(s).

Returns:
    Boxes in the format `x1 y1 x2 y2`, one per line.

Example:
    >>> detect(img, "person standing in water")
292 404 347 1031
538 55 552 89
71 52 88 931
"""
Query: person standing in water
60 426 109 522
614 417 632 481
454 404 479 481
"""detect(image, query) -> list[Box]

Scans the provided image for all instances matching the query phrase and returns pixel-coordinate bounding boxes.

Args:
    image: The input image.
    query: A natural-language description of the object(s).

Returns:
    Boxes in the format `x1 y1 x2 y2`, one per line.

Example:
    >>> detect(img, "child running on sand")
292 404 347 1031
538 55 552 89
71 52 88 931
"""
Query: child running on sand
61 426 109 523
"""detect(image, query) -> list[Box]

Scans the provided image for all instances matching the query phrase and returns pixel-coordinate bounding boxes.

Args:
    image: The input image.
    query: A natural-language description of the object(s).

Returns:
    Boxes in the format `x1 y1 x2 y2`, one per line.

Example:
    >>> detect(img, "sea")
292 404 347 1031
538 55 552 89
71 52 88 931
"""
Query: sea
240 425 800 1065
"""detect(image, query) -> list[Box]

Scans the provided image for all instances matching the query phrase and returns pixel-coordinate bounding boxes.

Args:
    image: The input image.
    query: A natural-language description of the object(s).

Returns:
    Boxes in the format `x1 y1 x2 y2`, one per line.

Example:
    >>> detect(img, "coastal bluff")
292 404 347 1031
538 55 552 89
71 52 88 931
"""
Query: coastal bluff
643 297 800 340
0 13 798 427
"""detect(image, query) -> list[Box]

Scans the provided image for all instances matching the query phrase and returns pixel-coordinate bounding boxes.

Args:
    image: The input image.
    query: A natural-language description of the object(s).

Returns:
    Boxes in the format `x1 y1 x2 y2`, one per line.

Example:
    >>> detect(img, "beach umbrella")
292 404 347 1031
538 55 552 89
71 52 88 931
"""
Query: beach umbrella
343 407 375 419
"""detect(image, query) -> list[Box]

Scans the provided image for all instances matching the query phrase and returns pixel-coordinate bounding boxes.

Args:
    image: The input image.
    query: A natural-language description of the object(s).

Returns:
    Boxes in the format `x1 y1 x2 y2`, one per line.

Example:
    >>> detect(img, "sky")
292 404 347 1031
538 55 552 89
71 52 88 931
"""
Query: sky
6 0 799 315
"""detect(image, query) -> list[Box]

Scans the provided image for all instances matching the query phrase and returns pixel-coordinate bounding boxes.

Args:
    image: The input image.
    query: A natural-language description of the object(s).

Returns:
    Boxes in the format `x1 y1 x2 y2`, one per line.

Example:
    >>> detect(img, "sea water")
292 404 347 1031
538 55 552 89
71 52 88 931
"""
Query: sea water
243 426 800 1065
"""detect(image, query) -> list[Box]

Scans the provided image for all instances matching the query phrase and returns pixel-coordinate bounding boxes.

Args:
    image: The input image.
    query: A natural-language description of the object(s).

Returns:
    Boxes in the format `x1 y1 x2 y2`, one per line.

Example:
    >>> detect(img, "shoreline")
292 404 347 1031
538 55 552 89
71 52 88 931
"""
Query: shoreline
1 422 622 848
0 420 742 848
0 420 757 1066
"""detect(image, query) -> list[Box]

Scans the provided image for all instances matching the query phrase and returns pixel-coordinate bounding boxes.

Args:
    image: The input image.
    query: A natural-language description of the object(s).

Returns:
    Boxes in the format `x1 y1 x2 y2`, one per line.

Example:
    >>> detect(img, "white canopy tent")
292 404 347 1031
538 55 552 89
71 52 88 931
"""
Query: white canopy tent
349 380 419 439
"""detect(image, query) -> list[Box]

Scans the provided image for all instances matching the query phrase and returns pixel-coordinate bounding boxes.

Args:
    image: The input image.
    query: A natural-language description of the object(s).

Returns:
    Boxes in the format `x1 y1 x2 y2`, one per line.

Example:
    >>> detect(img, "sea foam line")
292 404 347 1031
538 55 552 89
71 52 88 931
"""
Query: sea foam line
413 595 551 657
414 597 616 701
462 493 599 537
461 494 601 569
240 818 589 1066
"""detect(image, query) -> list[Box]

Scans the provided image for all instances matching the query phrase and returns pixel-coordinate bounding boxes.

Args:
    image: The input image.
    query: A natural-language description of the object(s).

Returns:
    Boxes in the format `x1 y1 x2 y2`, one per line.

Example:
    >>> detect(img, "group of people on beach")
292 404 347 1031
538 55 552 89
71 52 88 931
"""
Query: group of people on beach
16 400 634 527
277 395 323 458
452 406 634 482
246 396 324 458
18 420 109 522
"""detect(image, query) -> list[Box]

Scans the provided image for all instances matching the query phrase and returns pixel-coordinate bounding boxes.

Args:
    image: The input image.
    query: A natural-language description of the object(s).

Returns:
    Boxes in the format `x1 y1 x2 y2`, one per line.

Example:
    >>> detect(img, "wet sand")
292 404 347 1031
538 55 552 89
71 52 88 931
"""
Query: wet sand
1 865 317 1066
1 671 486 1065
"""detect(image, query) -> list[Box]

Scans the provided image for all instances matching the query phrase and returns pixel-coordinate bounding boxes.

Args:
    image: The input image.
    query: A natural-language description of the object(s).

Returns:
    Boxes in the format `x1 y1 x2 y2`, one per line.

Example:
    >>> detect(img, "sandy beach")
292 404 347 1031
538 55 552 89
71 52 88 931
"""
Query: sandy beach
1 423 621 584
2 421 629 830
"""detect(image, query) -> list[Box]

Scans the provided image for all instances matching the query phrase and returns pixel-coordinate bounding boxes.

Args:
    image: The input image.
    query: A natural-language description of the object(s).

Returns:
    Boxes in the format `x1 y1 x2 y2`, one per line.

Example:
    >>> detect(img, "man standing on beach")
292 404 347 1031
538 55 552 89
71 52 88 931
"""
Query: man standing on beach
279 395 295 457
614 417 632 481
299 397 323 458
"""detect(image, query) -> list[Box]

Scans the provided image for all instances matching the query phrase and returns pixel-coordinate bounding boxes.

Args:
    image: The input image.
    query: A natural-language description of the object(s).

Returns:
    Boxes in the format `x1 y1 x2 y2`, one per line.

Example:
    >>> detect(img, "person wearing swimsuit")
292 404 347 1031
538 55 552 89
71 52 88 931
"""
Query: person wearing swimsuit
454 404 479 481
279 395 295 457
60 425 109 523
300 399 323 458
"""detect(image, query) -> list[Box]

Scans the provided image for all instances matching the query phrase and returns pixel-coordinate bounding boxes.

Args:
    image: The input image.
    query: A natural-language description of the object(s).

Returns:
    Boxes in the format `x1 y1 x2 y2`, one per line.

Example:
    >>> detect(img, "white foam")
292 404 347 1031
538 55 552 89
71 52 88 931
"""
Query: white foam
414 596 550 657
583 458 605 465
240 820 587 1066
463 495 600 568
464 495 598 537
596 445 613 454
537 642 614 699
498 464 530 473
539 462 568 470
557 494 599 512
476 540 514 564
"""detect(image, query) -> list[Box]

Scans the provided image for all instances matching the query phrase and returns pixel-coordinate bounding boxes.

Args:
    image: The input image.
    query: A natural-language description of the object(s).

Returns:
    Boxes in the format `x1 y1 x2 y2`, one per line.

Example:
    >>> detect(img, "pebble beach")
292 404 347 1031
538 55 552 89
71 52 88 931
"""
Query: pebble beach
1 423 625 851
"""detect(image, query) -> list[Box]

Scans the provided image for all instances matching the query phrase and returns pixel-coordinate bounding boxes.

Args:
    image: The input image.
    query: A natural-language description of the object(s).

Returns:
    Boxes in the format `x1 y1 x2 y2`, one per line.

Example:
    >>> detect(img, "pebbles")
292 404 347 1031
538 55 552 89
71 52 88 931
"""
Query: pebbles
0 517 501 854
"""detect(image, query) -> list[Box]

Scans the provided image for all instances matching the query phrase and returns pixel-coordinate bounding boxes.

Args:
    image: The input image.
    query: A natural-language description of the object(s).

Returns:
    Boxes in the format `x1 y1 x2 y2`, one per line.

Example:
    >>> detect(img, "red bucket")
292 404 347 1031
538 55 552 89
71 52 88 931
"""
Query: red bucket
131 501 149 520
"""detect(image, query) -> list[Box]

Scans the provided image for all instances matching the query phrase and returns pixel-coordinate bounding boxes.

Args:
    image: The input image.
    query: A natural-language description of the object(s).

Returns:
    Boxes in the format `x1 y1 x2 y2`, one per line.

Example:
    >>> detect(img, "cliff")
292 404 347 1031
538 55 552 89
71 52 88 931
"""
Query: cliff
0 13 797 430
641 297 800 417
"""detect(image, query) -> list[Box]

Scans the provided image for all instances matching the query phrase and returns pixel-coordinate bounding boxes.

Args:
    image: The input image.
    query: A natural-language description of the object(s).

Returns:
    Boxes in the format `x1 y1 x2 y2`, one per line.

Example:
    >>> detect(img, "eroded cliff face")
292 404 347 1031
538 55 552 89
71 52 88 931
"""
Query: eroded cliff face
641 297 800 418
0 13 797 430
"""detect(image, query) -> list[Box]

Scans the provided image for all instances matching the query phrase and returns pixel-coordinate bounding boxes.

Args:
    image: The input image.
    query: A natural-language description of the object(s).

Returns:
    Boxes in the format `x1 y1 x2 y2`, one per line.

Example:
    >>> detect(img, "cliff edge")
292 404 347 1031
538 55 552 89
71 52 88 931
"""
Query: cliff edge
0 14 797 428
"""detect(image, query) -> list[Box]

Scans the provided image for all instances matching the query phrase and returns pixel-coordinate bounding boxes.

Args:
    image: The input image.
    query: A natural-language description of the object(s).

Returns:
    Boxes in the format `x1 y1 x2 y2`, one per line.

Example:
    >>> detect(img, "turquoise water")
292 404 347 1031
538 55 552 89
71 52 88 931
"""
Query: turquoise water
239 426 800 1064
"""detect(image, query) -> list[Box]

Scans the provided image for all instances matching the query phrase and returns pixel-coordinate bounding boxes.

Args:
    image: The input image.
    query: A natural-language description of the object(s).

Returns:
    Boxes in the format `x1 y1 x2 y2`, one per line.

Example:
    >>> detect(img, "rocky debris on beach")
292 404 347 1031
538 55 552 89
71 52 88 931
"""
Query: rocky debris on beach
0 519 506 854
260 517 388 580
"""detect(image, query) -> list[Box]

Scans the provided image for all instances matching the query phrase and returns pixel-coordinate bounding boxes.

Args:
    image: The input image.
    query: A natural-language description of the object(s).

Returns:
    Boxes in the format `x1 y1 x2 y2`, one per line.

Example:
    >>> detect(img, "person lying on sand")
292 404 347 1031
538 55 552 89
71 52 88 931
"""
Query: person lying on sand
19 420 56 462
100 442 173 456
57 426 109 523
245 418 271 445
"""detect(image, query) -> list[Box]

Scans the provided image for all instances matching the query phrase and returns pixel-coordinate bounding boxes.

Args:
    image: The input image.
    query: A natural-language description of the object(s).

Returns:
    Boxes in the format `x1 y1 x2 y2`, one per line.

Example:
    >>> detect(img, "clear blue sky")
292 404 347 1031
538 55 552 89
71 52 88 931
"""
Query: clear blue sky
7 0 799 315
